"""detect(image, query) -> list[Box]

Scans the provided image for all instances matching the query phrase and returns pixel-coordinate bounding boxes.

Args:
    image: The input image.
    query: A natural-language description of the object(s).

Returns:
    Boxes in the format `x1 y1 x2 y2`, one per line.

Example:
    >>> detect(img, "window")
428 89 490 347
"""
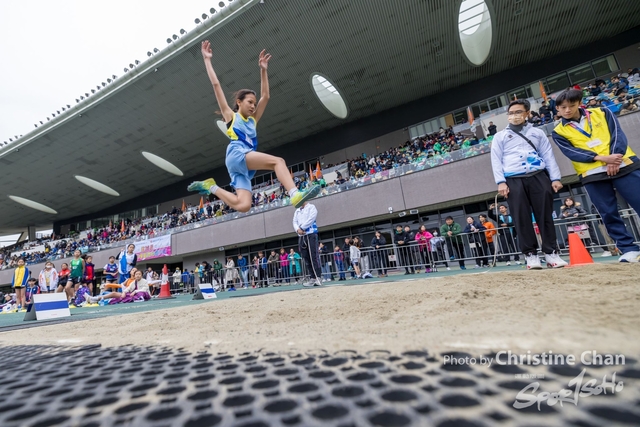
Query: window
458 0 493 65
409 126 419 139
546 72 570 93
333 227 351 238
568 63 595 85
282 237 299 247
311 74 348 119
464 202 488 214
592 55 619 77
319 231 334 240
351 225 375 235
265 240 281 250
453 109 467 124
391 215 419 226
507 87 527 101
487 97 499 111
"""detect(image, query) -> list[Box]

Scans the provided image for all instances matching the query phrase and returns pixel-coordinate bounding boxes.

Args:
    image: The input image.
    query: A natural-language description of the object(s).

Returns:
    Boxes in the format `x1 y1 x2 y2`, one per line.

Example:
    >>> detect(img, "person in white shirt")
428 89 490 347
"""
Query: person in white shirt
145 267 154 283
292 202 322 287
490 99 567 270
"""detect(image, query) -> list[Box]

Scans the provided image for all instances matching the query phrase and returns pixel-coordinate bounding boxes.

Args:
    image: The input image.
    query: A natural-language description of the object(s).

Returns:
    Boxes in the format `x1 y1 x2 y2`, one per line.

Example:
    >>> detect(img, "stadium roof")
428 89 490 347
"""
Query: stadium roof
1 0 640 233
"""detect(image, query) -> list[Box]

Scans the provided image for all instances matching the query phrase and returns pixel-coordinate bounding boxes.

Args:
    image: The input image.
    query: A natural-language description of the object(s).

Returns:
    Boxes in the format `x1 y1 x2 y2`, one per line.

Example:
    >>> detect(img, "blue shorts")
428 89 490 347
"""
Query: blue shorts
226 143 255 192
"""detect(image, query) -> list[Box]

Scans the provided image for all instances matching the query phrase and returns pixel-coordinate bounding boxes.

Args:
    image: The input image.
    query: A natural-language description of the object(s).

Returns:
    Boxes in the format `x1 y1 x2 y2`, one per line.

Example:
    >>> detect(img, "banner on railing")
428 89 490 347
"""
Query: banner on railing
136 235 172 261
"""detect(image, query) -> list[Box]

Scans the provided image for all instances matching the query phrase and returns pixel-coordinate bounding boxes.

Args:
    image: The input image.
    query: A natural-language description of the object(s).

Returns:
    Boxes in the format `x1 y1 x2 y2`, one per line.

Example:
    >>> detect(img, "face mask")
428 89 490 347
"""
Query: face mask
508 114 526 125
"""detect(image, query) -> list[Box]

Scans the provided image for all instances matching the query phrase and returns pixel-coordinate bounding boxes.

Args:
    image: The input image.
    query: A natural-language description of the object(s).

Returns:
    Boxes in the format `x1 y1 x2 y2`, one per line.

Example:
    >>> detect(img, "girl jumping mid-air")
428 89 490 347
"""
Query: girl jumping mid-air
188 40 320 210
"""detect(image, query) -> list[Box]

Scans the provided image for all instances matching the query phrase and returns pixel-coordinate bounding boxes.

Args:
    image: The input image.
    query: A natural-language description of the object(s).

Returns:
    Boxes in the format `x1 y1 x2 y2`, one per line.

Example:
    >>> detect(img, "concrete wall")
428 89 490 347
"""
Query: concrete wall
4 113 639 286
613 44 640 72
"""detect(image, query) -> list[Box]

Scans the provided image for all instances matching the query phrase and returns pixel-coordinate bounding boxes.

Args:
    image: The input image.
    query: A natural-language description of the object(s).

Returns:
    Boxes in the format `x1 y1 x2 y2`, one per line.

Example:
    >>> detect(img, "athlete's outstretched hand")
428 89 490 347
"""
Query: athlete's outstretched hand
258 49 272 70
201 40 213 60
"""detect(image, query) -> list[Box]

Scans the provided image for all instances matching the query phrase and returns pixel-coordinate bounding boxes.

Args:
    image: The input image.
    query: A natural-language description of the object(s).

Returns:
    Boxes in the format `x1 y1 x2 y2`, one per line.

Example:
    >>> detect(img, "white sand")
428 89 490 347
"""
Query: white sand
1 264 639 357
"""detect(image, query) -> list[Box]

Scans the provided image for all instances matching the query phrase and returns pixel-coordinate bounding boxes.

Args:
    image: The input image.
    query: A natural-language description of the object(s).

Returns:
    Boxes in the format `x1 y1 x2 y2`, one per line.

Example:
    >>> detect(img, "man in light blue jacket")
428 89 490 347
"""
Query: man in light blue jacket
490 99 567 270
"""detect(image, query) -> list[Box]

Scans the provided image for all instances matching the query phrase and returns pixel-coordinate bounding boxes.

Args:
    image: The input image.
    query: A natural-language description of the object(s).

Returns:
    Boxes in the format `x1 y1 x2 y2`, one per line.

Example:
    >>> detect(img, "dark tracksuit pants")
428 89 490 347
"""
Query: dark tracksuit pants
299 233 322 280
585 169 640 254
397 245 414 273
445 240 466 268
505 171 559 254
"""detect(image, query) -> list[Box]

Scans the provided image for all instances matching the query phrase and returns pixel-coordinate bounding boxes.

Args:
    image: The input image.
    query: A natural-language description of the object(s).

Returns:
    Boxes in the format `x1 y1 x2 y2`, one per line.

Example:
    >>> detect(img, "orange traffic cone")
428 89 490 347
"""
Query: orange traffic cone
567 233 594 267
157 264 175 299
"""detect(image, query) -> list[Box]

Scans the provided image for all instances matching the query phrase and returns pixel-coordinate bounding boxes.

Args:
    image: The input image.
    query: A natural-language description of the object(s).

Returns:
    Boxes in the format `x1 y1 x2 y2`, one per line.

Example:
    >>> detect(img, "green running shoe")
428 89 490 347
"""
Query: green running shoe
291 183 321 208
187 178 217 195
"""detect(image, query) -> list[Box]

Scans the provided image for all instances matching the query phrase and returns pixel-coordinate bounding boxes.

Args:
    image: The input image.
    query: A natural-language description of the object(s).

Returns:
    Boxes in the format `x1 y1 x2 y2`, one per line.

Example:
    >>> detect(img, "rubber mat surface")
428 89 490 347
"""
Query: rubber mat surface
0 345 638 426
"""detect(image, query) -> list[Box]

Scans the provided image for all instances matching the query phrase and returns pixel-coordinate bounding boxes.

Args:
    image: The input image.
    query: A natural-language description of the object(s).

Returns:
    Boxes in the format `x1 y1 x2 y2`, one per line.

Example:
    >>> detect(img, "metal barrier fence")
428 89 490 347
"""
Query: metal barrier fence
201 209 639 289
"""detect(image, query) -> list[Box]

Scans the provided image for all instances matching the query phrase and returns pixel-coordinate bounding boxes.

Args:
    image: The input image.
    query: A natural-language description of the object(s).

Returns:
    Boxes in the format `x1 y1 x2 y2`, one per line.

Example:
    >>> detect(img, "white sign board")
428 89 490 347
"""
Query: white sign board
193 283 217 300
24 293 71 321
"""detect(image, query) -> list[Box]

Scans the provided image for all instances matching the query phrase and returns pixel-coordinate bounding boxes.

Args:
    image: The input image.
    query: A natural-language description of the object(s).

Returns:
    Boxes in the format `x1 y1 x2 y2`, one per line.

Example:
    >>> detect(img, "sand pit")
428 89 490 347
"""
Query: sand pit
2 263 639 357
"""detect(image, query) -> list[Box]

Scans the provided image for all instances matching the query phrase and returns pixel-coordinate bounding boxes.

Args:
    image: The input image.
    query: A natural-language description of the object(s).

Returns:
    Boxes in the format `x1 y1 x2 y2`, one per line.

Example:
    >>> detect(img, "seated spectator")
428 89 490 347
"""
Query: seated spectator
539 102 552 121
72 282 92 307
561 197 592 248
86 269 150 304
1 293 16 312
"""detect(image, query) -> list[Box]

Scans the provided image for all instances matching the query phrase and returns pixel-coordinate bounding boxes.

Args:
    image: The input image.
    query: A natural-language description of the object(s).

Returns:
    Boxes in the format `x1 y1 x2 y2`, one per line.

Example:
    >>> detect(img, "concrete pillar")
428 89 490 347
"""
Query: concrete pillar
28 226 37 242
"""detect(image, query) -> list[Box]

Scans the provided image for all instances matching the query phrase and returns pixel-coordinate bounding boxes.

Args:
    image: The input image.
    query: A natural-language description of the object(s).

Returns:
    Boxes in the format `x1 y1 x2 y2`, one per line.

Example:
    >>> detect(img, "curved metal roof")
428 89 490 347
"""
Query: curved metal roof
1 0 640 232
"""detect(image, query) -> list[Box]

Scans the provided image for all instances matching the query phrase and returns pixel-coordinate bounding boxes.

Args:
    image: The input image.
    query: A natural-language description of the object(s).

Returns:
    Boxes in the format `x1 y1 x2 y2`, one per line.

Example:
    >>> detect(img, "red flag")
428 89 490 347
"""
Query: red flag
539 81 548 103
309 164 314 182
109 220 112 229
466 106 474 125
181 199 186 212
199 196 204 210
120 219 125 233
315 161 322 179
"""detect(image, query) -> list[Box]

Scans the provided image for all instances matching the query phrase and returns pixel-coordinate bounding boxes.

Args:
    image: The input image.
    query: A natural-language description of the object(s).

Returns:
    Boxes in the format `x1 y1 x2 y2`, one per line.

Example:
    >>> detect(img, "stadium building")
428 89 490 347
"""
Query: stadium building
1 0 640 284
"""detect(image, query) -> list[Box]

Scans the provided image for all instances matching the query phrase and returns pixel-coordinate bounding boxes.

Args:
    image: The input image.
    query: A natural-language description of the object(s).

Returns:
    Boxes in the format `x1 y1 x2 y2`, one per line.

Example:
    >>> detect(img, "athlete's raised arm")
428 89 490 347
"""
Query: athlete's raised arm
201 40 234 123
254 49 271 123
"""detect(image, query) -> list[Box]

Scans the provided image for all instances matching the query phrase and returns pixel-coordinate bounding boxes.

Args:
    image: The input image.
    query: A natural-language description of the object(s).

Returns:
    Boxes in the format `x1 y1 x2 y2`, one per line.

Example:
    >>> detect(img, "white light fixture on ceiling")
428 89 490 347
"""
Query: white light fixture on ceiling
458 0 493 66
310 73 348 119
75 176 120 196
141 151 184 176
8 195 58 214
216 120 228 135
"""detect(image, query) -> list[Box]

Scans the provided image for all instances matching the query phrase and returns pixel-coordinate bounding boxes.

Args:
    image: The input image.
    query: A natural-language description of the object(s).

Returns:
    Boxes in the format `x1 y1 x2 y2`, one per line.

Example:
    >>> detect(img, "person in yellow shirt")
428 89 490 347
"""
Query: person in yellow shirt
552 89 640 263
11 258 30 311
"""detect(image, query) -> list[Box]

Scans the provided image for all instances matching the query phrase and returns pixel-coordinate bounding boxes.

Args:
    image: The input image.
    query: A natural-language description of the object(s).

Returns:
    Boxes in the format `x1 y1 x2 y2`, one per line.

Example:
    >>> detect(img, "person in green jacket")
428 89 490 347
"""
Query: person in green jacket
440 216 466 270
213 259 223 284
288 248 302 282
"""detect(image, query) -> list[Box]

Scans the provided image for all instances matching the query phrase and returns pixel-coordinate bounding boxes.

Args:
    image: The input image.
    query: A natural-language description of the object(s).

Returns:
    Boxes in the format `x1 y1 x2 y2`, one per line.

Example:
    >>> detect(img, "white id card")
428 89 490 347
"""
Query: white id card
587 139 603 148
